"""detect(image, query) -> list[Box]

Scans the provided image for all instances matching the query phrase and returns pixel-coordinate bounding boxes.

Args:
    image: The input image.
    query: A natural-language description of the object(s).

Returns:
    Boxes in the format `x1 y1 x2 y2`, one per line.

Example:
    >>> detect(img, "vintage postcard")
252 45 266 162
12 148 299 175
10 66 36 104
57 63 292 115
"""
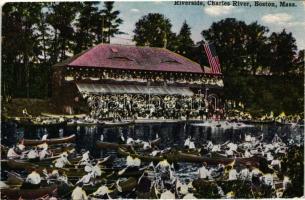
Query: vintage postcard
1 0 304 199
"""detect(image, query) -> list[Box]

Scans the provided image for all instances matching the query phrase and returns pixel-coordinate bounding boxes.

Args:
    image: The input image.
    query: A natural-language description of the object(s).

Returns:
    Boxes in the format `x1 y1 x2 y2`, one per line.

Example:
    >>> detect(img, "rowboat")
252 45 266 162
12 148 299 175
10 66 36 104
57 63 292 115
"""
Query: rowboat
1 184 57 199
103 120 135 127
171 151 262 167
96 138 161 150
23 134 76 146
117 147 165 162
89 177 138 198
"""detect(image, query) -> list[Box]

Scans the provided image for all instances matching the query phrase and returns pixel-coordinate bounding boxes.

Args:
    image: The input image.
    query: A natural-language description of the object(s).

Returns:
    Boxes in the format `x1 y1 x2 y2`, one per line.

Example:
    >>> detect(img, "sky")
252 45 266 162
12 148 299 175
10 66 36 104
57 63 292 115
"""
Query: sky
107 0 305 50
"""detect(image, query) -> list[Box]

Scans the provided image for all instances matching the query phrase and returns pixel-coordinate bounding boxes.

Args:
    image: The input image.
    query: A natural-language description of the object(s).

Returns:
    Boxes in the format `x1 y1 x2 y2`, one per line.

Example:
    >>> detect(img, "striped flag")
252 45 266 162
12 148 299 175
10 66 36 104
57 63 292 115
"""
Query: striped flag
203 43 222 74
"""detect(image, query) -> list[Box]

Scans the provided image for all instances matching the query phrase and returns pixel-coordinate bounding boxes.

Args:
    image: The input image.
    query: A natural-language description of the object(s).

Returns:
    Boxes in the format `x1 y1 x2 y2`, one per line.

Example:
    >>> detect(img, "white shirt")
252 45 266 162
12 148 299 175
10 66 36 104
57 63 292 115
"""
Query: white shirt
126 155 134 167
228 169 238 180
157 160 170 169
93 185 110 196
189 141 195 149
17 144 25 151
71 186 88 200
133 157 141 167
27 149 38 159
198 166 211 179
227 143 237 151
184 138 191 147
211 145 220 152
267 152 274 161
240 168 252 181
226 149 234 157
26 171 41 184
143 142 151 150
160 190 175 199
39 149 49 160
126 137 134 145
77 173 92 185
126 156 141 167
55 156 70 168
7 148 20 159
183 193 196 199
150 150 160 156
207 141 213 150
37 143 48 150
283 176 291 190
262 174 274 186
244 150 252 158
41 134 48 141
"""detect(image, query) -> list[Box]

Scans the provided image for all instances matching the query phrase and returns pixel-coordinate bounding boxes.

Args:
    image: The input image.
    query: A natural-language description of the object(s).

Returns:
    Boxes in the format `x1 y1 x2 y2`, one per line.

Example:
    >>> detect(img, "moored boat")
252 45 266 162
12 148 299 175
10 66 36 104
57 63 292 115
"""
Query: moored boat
23 134 76 146
96 138 161 150
1 184 57 199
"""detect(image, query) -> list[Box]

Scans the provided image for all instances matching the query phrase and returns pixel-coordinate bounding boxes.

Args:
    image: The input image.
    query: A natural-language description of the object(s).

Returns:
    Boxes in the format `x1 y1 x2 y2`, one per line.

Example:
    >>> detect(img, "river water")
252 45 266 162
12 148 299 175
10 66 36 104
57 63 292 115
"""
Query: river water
1 121 304 183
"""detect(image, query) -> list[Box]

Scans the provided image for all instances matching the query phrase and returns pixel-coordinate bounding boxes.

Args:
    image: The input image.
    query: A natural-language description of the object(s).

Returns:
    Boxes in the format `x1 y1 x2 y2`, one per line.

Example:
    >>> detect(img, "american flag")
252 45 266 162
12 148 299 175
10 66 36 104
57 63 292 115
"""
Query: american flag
203 43 222 74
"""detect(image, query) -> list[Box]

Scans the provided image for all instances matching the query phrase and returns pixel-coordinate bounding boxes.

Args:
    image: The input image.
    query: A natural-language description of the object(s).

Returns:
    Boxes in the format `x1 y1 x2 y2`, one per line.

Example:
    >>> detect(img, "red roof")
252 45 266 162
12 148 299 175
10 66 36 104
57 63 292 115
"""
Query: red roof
57 44 205 74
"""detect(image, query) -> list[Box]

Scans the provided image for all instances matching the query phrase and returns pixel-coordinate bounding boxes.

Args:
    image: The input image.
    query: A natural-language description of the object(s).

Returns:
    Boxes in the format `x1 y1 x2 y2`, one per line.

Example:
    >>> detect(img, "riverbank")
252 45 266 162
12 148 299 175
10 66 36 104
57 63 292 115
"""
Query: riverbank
1 98 303 126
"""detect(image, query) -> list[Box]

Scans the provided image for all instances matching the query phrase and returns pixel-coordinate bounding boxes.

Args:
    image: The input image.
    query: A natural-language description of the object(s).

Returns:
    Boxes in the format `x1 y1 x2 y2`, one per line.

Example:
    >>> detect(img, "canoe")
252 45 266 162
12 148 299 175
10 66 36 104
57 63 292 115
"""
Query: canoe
172 151 262 166
96 138 161 150
1 184 57 199
89 177 138 198
23 134 76 146
103 120 135 127
117 147 164 162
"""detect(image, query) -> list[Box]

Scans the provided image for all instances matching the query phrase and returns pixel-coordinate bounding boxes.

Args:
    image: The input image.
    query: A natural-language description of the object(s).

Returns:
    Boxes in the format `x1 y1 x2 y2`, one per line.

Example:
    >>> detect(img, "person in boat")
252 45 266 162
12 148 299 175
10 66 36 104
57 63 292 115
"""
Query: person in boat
225 147 234 158
119 155 141 175
54 152 71 168
22 168 41 189
182 188 197 199
27 147 39 160
7 146 21 159
227 166 238 181
84 161 102 179
17 139 25 151
41 133 48 141
150 147 161 156
184 136 191 149
79 150 90 165
92 185 112 199
77 172 94 186
239 164 252 181
126 137 134 145
198 162 212 180
261 173 274 188
71 182 88 200
38 145 50 160
143 141 152 150
206 140 213 150
136 172 152 199
244 149 252 158
160 185 176 199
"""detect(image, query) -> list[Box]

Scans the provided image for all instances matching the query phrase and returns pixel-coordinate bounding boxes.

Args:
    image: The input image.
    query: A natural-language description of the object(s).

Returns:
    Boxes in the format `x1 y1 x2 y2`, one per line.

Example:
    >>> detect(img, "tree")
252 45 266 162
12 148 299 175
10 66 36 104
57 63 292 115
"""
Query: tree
2 2 43 97
99 1 123 43
202 18 269 75
176 21 194 58
73 2 101 54
268 29 298 74
133 13 176 49
46 2 81 63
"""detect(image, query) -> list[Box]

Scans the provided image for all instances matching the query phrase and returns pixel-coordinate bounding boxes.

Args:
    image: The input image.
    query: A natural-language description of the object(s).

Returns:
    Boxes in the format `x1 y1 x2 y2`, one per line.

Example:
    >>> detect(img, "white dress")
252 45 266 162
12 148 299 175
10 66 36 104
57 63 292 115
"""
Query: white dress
160 190 175 199
26 172 41 184
71 186 88 200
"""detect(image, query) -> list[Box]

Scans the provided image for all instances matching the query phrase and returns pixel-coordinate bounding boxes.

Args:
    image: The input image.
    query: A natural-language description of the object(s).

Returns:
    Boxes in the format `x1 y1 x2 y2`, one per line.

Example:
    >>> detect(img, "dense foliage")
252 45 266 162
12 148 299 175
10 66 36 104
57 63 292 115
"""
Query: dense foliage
2 3 303 116
2 2 123 98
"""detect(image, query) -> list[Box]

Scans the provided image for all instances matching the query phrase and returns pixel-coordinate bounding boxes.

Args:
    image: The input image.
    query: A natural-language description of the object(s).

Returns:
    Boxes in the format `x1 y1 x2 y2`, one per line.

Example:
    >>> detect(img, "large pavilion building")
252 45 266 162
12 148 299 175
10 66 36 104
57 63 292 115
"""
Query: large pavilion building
52 44 224 120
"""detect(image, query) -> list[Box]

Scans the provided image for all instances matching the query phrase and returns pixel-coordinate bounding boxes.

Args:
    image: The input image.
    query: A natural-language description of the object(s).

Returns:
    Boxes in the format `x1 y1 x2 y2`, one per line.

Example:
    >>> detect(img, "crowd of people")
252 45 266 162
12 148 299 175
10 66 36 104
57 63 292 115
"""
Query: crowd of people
65 70 224 87
82 92 225 121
